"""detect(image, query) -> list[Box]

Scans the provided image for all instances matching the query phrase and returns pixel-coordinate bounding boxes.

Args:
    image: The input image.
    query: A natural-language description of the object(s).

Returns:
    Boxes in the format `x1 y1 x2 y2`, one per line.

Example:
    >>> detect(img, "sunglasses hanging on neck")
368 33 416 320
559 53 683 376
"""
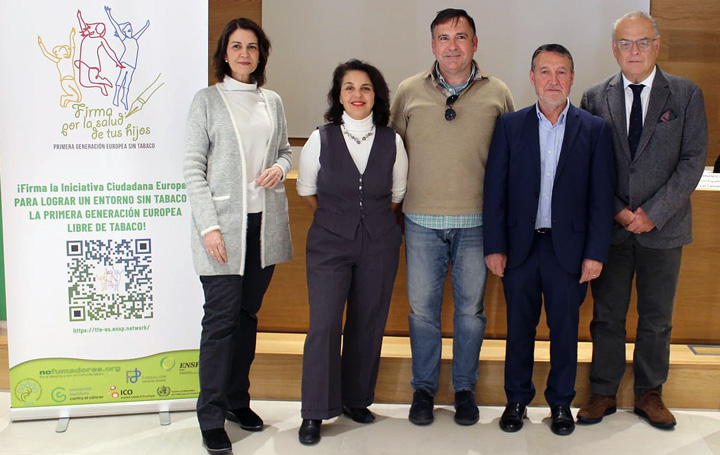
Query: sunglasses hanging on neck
445 94 458 121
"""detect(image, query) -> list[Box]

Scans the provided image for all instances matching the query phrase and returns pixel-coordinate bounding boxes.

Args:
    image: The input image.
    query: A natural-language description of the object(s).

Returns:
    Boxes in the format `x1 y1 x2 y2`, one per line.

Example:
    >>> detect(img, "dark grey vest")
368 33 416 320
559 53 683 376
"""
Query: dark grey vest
314 123 397 240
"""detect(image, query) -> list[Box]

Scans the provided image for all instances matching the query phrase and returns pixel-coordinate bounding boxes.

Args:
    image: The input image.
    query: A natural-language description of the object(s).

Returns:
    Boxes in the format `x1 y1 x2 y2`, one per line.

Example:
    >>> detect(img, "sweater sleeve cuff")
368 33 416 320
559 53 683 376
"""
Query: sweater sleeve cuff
200 225 221 237
272 163 287 180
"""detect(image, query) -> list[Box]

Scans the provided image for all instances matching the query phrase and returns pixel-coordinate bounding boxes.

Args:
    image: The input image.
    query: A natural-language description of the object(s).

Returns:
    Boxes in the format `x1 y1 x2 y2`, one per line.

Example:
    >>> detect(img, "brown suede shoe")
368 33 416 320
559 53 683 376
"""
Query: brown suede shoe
576 394 617 424
634 389 676 430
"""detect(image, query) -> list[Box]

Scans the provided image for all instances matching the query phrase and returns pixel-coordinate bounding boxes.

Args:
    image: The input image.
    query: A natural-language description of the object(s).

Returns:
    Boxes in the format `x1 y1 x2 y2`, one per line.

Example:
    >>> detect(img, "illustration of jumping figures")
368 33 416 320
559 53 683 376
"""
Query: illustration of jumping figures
104 6 150 110
37 28 82 108
74 9 124 97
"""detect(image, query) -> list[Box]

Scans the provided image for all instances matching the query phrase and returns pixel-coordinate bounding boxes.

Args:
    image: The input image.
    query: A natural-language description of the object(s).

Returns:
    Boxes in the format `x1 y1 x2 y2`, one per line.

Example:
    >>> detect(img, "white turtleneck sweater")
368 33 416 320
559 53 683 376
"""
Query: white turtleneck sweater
297 112 408 203
219 77 273 213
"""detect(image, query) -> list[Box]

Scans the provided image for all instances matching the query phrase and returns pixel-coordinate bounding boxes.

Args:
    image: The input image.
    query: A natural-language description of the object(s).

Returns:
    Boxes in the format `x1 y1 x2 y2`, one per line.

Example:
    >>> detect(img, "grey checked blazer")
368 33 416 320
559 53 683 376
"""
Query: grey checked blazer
580 67 707 249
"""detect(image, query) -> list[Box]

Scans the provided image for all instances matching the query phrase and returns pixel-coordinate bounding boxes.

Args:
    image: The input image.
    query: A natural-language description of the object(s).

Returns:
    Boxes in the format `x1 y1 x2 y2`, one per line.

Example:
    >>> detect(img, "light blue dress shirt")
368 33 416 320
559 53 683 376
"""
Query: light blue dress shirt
535 100 570 230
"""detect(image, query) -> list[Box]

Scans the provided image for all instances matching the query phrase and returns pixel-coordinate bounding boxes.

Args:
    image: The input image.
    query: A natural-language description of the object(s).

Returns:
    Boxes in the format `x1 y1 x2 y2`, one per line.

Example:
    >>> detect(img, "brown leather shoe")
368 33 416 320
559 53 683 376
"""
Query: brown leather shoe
634 389 676 430
576 394 617 424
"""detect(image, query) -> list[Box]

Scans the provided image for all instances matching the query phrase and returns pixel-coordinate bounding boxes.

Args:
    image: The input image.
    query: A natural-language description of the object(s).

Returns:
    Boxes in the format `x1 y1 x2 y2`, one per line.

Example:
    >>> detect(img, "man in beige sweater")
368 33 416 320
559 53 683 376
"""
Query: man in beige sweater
390 7 514 427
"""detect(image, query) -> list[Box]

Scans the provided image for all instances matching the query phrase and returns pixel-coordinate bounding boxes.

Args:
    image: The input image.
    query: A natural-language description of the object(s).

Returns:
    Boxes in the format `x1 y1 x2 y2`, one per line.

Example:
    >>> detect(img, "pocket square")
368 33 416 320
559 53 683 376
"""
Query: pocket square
658 110 676 123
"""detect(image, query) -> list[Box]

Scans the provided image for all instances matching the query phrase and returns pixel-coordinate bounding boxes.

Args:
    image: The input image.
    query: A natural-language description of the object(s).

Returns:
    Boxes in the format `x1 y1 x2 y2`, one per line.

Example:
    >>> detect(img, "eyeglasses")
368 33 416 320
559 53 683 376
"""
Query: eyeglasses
614 38 658 52
445 94 458 121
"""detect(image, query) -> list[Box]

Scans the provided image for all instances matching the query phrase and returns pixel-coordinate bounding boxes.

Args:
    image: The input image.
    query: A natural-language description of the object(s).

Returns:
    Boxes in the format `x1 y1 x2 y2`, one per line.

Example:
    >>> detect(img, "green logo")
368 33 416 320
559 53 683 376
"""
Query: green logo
51 387 67 403
157 385 171 397
15 379 42 403
160 356 176 372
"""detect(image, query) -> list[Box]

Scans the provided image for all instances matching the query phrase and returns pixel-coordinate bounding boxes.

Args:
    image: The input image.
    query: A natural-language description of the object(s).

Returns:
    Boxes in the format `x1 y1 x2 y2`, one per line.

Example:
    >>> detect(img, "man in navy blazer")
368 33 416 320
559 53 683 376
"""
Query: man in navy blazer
484 44 615 436
577 11 707 430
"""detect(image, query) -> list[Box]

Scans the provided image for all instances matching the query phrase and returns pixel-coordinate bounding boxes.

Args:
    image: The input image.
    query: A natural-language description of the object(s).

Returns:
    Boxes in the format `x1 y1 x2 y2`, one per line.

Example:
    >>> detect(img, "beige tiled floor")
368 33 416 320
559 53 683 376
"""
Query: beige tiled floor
0 391 718 455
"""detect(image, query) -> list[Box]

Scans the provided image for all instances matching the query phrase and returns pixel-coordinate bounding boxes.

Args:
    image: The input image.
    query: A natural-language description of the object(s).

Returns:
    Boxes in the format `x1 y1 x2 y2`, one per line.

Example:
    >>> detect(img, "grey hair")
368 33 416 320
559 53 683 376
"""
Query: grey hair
612 11 660 40
531 44 574 72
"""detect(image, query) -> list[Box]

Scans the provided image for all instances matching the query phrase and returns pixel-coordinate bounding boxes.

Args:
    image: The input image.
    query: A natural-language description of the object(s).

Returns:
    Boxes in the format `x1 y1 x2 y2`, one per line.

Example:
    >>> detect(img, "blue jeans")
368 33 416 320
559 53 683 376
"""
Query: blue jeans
404 218 488 394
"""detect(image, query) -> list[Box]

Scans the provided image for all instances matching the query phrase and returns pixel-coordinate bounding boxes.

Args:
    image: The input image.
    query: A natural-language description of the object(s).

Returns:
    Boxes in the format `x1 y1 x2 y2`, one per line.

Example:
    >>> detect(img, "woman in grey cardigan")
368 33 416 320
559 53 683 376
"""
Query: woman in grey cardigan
183 18 292 455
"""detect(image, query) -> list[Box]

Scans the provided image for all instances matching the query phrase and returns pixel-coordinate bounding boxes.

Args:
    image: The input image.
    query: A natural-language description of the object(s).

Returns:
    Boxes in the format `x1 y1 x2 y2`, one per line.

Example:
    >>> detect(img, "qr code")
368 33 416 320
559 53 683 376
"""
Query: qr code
67 239 153 321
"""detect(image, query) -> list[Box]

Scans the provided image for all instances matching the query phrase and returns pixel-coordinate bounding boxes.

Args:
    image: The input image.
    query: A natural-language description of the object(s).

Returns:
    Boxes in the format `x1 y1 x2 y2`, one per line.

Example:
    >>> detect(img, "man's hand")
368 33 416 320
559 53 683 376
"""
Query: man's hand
626 207 655 234
580 258 603 284
615 207 636 228
485 253 507 278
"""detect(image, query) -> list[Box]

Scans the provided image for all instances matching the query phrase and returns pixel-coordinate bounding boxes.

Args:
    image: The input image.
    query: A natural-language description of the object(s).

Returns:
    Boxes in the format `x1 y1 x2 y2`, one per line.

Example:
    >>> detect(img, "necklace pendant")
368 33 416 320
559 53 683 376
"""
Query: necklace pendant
342 124 374 145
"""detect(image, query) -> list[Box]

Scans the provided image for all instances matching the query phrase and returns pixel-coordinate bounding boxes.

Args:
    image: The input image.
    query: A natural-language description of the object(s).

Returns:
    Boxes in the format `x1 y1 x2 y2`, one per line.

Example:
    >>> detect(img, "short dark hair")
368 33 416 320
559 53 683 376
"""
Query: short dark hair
531 44 574 72
324 59 391 127
431 8 476 38
212 18 271 86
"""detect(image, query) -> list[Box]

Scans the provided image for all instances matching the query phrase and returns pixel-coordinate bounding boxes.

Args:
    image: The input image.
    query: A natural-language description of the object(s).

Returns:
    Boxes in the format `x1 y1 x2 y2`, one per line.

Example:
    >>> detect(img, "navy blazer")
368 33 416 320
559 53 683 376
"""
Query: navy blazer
483 103 616 275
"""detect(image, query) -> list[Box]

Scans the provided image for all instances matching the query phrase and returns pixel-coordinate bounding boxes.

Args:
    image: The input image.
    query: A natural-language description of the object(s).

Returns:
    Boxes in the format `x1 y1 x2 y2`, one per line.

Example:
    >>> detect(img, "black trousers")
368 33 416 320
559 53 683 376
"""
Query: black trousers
301 221 401 420
589 235 682 397
196 213 275 431
502 231 587 406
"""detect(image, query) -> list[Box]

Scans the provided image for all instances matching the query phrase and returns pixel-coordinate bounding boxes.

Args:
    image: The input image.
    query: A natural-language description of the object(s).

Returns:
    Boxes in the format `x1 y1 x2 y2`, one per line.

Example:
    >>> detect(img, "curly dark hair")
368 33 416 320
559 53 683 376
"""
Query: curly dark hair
212 18 271 86
324 59 391 126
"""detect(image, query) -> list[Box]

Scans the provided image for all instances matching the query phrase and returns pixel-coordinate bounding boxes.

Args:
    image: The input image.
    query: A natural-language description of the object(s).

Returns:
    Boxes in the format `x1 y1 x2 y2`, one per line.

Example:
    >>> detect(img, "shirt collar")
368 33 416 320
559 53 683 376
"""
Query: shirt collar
426 60 486 86
622 66 656 91
434 61 477 95
535 98 571 126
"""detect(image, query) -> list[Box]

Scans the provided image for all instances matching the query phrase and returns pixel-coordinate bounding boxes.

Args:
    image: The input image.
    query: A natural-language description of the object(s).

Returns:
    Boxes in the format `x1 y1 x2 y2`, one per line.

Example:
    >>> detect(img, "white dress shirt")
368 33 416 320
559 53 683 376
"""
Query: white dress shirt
622 67 656 133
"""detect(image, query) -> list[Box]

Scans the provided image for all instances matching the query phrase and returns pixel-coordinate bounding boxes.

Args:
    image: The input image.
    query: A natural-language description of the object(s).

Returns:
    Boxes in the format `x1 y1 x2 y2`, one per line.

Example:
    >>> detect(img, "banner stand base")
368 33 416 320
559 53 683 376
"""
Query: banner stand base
55 417 69 433
11 398 197 422
45 409 175 432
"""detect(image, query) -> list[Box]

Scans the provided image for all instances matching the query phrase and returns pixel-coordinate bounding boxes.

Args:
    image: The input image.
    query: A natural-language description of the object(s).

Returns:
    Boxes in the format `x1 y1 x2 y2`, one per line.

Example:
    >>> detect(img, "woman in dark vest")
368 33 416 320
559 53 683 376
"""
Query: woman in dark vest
296 59 408 445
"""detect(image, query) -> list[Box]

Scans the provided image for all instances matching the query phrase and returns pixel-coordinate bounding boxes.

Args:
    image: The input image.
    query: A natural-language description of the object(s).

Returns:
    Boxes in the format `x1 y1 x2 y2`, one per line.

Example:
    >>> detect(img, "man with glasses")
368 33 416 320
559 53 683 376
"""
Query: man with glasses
484 43 614 436
578 11 707 429
389 8 514 426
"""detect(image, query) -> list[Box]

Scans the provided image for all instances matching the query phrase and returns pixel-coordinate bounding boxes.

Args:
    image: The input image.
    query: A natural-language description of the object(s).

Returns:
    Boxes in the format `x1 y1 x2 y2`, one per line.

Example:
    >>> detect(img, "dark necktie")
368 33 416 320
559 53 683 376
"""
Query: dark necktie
628 84 645 159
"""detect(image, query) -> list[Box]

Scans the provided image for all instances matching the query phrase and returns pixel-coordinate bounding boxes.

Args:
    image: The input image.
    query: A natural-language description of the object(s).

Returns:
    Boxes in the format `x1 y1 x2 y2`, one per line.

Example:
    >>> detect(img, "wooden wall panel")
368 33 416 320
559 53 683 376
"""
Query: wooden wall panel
259 181 720 345
651 0 720 31
653 0 720 165
208 0 262 85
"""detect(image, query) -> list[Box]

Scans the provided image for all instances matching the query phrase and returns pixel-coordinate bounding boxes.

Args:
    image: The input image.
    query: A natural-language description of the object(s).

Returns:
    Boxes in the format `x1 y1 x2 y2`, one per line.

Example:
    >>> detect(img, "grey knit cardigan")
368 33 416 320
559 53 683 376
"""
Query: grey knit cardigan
183 84 293 276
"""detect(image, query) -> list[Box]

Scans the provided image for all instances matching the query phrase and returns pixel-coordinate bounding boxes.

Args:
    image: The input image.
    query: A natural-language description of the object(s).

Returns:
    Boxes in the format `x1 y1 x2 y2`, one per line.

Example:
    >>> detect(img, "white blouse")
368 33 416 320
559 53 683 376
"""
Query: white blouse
297 112 408 203
219 77 272 213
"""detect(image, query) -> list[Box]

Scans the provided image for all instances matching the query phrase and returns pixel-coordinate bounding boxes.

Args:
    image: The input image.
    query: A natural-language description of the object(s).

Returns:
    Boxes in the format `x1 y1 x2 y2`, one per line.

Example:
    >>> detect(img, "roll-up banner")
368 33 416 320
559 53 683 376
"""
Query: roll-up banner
0 0 208 420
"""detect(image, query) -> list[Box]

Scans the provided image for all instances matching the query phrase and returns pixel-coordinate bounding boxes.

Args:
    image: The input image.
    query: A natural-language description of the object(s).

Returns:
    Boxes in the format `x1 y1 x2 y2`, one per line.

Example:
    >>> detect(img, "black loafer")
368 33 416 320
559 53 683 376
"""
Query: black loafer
499 402 527 432
226 407 263 431
201 428 232 454
409 389 434 425
454 390 479 425
550 405 575 436
298 419 321 445
342 405 375 424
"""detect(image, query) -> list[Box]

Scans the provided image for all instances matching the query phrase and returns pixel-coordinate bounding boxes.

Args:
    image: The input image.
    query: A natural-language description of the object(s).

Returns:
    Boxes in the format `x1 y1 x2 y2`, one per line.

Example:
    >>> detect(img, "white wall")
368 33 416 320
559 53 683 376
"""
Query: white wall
263 0 649 138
